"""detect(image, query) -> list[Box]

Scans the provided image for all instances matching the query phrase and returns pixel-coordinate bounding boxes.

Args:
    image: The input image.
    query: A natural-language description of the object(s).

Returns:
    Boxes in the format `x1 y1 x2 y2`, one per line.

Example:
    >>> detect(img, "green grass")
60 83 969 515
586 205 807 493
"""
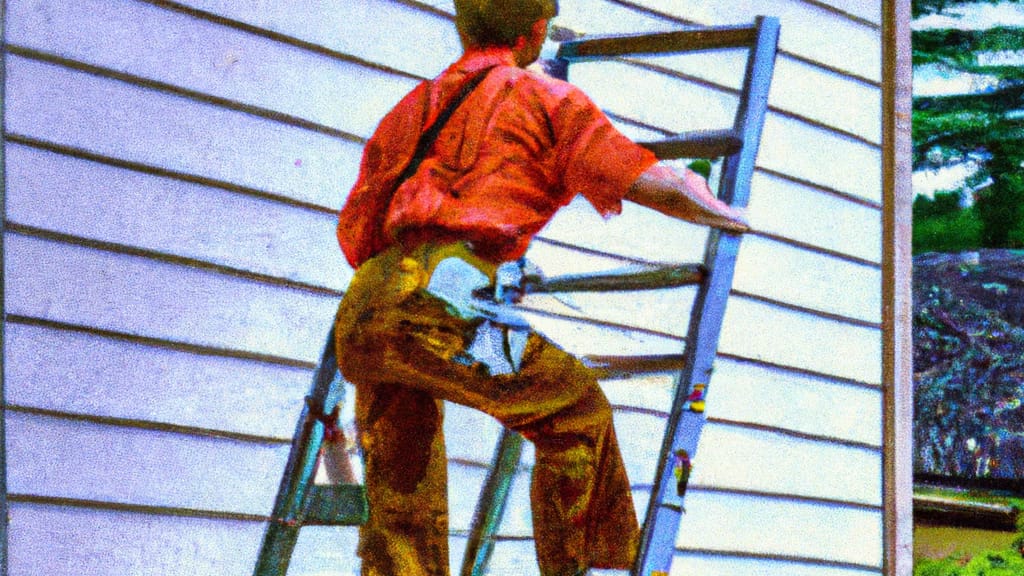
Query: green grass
914 548 1024 575
915 525 1020 565
915 486 1024 511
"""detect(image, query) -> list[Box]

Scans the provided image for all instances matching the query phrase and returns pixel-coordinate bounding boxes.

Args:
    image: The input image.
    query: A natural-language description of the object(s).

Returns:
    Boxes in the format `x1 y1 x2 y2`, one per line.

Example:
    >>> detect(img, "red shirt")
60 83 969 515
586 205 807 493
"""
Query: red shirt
337 47 657 267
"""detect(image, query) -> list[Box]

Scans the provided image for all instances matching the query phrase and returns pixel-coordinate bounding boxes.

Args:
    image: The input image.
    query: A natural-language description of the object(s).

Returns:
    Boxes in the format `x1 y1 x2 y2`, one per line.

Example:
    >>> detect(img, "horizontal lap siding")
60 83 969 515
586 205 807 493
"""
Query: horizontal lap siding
9 502 268 576
12 500 469 576
173 0 463 79
708 359 883 447
5 321 502 461
6 143 351 291
5 54 364 209
814 0 882 25
670 555 883 576
518 411 881 506
669 558 881 576
676 492 883 567
574 64 882 204
6 0 419 140
6 233 336 362
625 50 881 144
747 172 881 265
7 411 289 516
5 322 310 439
2 1 884 575
2 0 432 573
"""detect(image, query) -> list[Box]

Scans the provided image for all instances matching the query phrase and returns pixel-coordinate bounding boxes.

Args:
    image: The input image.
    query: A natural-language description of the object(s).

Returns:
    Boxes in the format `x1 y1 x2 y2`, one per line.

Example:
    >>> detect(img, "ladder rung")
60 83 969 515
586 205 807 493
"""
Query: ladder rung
523 264 704 294
303 484 369 526
556 25 759 61
582 354 686 378
639 129 743 160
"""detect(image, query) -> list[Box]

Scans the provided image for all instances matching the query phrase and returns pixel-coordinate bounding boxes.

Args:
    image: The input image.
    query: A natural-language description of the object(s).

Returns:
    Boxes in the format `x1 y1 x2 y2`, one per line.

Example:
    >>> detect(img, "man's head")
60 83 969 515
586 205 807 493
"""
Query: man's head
454 0 558 49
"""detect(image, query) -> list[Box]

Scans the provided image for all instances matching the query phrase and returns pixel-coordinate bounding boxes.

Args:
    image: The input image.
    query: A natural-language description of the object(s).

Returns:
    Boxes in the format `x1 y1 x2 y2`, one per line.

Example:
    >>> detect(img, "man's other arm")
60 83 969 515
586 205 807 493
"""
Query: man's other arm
625 164 749 234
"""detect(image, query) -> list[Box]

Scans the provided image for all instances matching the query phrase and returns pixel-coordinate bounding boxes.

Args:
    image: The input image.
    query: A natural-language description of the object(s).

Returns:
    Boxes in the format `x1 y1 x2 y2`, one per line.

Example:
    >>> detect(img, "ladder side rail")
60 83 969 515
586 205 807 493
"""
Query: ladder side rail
717 16 780 208
254 328 345 576
460 430 526 576
631 211 742 576
633 17 779 576
311 327 345 410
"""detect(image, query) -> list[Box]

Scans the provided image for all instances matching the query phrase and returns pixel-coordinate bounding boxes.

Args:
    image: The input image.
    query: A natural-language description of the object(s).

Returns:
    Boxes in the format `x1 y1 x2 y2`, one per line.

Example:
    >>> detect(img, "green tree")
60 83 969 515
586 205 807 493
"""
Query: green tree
912 0 1002 18
913 1 1024 249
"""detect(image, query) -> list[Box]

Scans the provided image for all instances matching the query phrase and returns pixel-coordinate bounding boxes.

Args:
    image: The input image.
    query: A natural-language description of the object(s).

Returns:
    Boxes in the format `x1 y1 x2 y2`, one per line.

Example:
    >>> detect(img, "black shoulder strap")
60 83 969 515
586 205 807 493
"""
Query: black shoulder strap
394 66 496 186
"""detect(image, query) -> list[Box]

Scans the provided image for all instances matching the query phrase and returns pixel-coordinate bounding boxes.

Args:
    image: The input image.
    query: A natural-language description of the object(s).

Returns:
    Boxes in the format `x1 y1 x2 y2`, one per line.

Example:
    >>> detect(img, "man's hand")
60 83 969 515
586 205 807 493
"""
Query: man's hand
626 164 750 233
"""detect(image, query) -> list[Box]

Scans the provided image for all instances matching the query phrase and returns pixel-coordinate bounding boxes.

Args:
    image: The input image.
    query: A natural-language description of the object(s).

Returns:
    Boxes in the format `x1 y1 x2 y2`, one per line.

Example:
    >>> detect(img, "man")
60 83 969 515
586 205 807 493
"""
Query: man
334 1 748 574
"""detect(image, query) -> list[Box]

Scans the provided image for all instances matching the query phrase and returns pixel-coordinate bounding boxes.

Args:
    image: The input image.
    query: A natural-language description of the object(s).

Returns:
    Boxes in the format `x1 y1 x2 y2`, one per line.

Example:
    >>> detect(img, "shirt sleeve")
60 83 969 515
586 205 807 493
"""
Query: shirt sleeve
552 86 658 217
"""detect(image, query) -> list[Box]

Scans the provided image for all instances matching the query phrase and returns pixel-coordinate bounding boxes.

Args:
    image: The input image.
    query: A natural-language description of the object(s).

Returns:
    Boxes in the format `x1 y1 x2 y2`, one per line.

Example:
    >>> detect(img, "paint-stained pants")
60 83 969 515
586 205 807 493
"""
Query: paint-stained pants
334 244 639 576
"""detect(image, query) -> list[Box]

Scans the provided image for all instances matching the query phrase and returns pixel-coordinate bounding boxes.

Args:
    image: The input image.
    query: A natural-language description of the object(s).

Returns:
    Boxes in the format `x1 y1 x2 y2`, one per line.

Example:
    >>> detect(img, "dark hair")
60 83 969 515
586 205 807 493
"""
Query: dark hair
454 0 558 47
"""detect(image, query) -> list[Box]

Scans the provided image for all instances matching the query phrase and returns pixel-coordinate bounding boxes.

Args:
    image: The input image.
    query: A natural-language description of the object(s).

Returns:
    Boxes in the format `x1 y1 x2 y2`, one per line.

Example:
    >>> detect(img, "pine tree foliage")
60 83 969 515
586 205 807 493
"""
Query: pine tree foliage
913 1 1024 249
913 0 1003 18
914 26 1024 67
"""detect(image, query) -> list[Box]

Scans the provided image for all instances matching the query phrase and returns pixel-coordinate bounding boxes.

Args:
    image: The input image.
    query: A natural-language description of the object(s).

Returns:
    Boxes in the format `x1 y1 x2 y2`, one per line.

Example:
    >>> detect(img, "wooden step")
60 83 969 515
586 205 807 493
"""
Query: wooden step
556 25 760 60
582 354 687 378
303 484 369 526
522 264 705 294
639 129 743 160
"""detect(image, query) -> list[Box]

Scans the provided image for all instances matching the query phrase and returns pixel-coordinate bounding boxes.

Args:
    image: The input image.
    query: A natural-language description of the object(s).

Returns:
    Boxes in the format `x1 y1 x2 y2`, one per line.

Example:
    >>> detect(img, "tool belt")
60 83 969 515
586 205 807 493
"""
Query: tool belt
383 241 532 375
390 241 531 328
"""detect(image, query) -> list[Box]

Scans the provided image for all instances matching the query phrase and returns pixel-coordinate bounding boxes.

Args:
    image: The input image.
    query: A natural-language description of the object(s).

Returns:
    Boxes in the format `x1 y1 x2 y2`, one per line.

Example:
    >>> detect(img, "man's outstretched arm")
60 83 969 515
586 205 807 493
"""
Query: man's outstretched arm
625 164 749 234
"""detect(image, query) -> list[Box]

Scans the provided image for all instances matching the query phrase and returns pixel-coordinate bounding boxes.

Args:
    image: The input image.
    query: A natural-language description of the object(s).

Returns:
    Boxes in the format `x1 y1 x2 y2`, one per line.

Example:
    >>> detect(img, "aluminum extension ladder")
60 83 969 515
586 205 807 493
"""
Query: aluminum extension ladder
253 16 779 576
463 17 780 576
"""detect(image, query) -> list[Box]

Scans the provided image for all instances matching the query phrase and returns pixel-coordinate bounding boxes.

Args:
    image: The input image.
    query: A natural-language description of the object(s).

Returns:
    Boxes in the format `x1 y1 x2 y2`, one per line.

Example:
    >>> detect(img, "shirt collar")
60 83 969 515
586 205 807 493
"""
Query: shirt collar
451 46 517 74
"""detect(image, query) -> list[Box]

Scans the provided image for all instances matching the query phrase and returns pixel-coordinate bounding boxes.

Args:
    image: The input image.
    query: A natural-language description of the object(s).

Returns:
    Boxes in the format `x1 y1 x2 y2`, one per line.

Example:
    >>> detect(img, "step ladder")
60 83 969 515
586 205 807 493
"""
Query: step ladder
253 326 369 576
254 16 778 576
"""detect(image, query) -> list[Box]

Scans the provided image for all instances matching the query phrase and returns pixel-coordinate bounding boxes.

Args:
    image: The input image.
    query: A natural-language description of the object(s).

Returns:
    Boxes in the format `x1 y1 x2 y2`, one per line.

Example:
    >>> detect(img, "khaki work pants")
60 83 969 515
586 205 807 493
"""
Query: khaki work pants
334 243 639 576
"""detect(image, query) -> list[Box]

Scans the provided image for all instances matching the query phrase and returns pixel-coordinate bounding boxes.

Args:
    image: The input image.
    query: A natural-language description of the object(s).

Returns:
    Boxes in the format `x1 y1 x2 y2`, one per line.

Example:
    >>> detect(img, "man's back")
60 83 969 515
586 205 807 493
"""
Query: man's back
337 45 655 268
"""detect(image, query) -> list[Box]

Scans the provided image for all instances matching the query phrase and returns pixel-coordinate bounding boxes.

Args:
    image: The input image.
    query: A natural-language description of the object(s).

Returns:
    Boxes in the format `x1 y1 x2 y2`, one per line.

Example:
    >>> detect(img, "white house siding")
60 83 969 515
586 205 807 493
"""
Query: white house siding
1 1 887 575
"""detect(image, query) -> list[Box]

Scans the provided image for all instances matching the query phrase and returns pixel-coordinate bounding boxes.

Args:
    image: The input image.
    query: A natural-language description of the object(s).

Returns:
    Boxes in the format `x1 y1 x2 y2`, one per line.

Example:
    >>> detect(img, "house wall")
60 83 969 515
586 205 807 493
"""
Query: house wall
2 1 890 574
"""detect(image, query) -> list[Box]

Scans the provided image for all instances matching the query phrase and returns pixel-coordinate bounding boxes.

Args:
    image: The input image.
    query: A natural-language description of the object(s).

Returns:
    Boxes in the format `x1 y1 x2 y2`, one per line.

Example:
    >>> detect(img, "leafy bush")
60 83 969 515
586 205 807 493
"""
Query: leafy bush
913 283 1024 478
975 172 1024 248
1009 219 1024 248
915 191 966 219
913 205 984 254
